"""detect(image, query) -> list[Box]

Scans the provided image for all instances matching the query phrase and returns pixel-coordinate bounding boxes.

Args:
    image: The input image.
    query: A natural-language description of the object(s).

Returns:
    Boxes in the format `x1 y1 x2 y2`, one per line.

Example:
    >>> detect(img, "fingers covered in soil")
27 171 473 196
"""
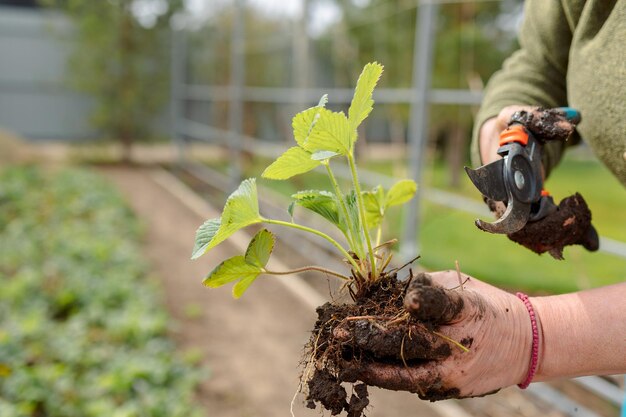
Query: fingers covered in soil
508 107 576 142
404 273 465 324
332 319 452 361
305 272 536 412
338 361 461 401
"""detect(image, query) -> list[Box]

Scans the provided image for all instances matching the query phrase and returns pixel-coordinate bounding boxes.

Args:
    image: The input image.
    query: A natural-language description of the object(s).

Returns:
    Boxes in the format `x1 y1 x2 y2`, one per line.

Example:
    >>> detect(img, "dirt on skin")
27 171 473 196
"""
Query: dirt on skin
508 108 575 143
304 272 464 416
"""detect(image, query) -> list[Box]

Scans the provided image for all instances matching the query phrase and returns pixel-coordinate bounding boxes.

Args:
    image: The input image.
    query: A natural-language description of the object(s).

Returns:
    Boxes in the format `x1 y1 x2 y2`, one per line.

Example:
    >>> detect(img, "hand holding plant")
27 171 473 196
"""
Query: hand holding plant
192 63 477 416
336 270 534 400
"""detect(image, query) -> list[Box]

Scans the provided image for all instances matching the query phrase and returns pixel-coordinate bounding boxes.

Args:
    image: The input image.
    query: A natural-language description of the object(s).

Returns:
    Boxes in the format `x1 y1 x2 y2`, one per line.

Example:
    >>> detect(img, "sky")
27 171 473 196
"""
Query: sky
133 0 522 39
130 0 397 37
181 0 345 36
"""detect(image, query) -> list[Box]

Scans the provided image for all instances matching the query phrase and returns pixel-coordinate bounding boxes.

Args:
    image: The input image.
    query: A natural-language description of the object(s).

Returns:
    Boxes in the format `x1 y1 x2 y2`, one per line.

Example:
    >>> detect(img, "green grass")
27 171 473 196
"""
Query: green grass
392 155 626 292
419 203 625 294
427 155 626 241
205 153 626 294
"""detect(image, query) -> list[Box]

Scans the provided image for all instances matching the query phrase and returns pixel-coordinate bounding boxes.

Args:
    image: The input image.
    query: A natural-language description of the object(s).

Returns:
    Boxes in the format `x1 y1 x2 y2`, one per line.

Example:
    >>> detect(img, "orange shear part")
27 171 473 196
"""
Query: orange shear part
499 125 529 147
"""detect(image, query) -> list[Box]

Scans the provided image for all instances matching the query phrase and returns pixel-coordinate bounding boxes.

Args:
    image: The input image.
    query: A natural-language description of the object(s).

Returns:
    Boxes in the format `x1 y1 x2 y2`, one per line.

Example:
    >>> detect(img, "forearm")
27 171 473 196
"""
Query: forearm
531 282 626 381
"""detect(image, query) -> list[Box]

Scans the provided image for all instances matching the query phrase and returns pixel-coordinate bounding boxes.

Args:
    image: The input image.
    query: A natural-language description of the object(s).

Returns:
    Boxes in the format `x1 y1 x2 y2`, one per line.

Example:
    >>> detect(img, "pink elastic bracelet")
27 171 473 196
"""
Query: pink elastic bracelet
516 292 539 389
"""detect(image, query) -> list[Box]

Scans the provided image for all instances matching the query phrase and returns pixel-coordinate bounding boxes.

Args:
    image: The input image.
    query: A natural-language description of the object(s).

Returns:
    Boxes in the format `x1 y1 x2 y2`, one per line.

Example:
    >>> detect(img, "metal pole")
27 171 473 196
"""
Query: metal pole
292 0 309 112
401 0 439 260
229 0 245 188
170 28 187 165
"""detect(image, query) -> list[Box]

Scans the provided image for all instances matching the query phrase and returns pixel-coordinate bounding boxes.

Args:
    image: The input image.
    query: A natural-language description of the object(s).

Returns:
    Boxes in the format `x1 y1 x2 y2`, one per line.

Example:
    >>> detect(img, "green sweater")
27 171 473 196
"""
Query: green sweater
472 0 626 187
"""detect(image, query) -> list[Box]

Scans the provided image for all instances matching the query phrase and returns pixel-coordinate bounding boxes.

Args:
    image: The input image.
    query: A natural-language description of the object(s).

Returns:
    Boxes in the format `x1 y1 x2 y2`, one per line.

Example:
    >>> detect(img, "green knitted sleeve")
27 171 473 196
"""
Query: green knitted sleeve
471 0 580 176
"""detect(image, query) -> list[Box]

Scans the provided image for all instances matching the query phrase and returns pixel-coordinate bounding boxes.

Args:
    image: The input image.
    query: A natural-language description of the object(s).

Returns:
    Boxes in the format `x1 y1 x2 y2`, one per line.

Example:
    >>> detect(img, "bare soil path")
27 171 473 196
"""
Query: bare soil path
102 167 455 417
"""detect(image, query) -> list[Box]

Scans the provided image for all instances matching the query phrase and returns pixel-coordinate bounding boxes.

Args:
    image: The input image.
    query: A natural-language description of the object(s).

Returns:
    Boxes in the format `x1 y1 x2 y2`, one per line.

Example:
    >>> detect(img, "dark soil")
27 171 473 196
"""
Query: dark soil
303 272 460 416
507 193 599 259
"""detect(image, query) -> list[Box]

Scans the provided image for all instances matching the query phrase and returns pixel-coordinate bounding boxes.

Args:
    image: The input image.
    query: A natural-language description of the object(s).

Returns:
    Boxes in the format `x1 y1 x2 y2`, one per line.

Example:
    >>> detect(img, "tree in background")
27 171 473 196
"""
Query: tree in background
41 0 183 161
321 0 521 186
183 0 521 185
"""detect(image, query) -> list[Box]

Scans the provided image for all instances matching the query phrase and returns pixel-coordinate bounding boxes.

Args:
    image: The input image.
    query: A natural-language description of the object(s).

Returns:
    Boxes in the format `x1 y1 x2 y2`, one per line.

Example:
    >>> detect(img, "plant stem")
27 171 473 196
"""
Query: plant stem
263 218 362 273
264 266 349 280
347 153 377 279
375 224 383 248
323 162 363 259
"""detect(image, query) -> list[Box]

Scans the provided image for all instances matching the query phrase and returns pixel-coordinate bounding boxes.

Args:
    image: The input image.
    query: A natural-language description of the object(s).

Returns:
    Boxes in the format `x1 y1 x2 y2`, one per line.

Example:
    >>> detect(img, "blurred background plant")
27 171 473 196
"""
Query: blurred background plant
39 0 183 161
0 166 204 416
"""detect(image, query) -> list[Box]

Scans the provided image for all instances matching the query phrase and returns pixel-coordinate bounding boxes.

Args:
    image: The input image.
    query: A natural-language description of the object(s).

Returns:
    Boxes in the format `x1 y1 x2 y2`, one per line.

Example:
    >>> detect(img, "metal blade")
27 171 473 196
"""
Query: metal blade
475 199 530 234
464 160 507 201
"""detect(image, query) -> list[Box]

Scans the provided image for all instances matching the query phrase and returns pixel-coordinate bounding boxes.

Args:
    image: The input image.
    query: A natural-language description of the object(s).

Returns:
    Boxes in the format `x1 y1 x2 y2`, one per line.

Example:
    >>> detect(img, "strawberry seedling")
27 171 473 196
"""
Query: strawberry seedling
193 63 462 416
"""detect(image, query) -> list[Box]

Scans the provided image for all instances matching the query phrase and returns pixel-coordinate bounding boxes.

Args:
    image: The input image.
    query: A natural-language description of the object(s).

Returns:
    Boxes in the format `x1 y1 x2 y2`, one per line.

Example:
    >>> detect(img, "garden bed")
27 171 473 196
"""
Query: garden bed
0 166 203 416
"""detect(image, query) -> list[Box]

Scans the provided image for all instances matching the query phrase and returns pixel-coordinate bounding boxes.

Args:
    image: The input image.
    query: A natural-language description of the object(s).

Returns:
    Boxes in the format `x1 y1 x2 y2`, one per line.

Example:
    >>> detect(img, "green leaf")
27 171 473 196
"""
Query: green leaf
362 186 385 229
292 190 345 232
203 229 275 299
262 147 320 180
203 255 260 289
317 94 329 107
287 201 295 220
386 179 417 207
203 255 262 299
244 229 274 268
303 109 351 156
343 190 361 236
232 274 259 299
191 217 221 260
348 62 384 132
311 150 340 161
207 179 262 251
292 95 327 147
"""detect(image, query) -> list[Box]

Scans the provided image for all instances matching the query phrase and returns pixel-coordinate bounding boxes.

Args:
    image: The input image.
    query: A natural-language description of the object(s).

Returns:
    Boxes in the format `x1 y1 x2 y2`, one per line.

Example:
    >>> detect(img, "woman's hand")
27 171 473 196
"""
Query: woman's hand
335 271 535 400
478 105 576 165
479 105 536 164
476 106 597 258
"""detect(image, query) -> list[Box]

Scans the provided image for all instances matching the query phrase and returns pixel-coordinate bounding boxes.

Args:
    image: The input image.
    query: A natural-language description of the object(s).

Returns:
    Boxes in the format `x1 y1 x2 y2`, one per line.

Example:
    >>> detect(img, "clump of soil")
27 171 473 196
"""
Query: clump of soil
302 271 459 416
508 193 598 259
486 193 599 259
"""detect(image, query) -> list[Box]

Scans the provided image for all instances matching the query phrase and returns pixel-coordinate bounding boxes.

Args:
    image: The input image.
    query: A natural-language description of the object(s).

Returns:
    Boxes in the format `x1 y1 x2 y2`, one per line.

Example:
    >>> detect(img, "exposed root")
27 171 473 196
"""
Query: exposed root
432 330 470 353
455 260 464 291
303 272 466 416
400 333 409 368
387 311 410 327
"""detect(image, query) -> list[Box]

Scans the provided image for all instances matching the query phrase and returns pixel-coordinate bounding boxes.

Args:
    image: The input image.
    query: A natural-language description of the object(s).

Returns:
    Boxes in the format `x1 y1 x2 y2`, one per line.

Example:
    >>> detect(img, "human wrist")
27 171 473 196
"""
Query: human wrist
490 292 535 389
530 294 581 381
515 293 541 388
530 285 626 381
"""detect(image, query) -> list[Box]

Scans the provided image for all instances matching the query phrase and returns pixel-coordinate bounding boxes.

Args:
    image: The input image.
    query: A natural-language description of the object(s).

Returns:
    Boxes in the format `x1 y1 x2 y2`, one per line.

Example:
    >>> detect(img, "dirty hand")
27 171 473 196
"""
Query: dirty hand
478 105 576 165
335 271 535 401
479 106 599 259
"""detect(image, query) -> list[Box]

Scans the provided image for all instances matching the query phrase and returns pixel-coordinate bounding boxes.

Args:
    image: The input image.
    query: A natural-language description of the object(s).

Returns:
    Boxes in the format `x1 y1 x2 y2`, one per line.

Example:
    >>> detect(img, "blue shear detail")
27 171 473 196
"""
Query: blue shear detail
556 106 581 124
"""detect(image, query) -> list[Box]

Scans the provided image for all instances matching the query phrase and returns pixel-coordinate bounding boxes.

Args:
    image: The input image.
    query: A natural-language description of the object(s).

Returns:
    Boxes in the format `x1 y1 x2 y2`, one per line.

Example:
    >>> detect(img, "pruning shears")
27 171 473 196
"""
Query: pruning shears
464 107 581 234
